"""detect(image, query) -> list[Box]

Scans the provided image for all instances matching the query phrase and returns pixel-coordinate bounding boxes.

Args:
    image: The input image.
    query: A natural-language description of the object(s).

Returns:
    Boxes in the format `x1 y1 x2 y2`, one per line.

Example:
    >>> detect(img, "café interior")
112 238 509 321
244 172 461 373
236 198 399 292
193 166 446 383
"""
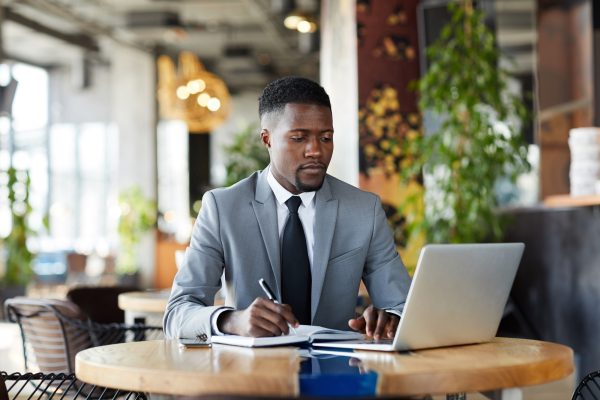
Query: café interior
0 0 599 399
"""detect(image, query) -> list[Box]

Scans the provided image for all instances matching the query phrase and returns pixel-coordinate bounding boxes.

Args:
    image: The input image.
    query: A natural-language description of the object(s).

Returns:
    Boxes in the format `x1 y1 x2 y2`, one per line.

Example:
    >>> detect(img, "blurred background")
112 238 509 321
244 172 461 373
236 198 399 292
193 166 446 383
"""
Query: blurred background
1 0 600 391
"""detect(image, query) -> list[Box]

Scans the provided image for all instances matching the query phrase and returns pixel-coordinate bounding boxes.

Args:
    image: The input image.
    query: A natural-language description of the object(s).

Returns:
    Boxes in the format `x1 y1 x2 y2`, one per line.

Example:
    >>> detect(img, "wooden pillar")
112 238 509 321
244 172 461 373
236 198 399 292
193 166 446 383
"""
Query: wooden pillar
537 0 594 198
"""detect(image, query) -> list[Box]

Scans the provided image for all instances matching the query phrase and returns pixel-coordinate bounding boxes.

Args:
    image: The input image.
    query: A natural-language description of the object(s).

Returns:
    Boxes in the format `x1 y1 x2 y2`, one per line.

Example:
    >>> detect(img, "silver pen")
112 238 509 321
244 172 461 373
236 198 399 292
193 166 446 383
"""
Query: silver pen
258 278 298 335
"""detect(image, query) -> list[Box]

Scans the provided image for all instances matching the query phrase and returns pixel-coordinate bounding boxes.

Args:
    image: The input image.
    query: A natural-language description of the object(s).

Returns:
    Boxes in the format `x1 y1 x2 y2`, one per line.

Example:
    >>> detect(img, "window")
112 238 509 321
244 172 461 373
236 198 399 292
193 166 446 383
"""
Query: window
0 63 48 244
48 122 117 251
1 61 117 257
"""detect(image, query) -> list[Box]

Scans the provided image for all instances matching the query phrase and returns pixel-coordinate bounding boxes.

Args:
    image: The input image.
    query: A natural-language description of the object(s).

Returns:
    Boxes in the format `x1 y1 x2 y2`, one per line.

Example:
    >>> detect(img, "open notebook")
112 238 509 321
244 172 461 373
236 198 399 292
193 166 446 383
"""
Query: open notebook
210 325 363 348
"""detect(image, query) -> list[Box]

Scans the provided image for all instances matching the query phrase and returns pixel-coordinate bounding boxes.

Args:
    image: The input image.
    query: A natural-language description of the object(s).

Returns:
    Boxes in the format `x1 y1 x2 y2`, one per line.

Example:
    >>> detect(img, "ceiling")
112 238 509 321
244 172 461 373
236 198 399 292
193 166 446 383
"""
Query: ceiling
1 0 321 91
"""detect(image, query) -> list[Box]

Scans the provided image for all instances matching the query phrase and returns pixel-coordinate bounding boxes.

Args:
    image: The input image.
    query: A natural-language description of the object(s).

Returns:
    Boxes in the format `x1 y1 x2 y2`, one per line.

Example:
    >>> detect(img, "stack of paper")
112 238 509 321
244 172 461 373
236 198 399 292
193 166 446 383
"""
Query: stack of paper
569 127 600 196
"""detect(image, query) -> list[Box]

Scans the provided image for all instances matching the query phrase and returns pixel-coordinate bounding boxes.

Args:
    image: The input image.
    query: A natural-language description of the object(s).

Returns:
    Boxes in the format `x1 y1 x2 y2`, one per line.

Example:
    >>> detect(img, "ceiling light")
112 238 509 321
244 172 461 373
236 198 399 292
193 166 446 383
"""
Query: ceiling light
207 98 221 112
284 9 318 33
187 79 206 94
297 20 317 33
157 52 231 132
176 86 190 100
197 93 210 107
284 13 304 30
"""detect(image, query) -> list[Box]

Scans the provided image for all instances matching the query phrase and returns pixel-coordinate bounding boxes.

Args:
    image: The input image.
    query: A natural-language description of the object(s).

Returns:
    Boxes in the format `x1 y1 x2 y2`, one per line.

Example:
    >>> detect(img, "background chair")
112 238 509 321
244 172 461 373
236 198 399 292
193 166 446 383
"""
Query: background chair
66 285 139 324
572 370 600 400
0 372 146 400
5 298 90 374
65 252 88 284
4 297 162 374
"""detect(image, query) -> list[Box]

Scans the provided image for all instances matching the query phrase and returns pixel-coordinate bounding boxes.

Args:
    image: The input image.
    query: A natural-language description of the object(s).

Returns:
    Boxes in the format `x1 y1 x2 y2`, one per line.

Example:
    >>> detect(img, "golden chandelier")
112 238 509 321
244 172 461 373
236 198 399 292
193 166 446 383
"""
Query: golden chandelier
157 52 231 133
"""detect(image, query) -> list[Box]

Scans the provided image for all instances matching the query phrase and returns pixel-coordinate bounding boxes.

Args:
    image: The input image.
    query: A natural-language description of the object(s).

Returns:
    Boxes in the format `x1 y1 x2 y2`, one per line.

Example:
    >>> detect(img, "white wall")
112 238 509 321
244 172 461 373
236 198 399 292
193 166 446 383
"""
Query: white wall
210 90 261 186
320 0 359 186
49 62 111 124
110 42 157 287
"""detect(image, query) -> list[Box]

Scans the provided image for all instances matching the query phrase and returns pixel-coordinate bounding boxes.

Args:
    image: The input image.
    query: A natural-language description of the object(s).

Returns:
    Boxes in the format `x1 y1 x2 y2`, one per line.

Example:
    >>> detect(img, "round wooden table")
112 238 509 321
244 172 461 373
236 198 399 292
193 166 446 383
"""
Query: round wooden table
117 290 169 326
75 337 573 398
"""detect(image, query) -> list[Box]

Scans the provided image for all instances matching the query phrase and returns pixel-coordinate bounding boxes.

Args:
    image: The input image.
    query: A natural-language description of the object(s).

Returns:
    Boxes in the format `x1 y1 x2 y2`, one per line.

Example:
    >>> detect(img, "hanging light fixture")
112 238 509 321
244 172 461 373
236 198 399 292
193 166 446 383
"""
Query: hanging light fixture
283 10 318 33
157 52 231 133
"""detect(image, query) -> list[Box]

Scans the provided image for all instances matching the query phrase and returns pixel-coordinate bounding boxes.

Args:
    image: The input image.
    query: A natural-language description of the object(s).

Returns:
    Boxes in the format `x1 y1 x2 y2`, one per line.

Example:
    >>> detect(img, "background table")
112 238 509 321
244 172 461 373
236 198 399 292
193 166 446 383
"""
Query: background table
117 290 169 326
75 337 573 398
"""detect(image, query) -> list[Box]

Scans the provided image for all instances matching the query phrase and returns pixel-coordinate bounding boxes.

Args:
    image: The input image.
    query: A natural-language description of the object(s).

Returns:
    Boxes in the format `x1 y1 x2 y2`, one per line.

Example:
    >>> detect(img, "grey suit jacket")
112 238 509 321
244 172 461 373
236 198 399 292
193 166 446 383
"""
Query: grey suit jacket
163 169 411 340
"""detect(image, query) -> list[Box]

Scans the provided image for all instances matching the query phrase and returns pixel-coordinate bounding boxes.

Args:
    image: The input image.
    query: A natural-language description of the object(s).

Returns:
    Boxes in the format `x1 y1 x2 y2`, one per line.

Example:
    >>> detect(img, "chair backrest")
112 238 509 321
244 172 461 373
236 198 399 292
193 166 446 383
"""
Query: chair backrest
4 297 92 374
66 285 139 324
573 370 600 400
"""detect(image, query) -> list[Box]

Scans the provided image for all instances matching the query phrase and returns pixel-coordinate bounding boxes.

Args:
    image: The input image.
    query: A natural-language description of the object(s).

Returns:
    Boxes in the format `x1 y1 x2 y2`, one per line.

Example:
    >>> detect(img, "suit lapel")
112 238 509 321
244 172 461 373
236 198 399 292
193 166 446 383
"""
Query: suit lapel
311 177 338 321
252 169 282 297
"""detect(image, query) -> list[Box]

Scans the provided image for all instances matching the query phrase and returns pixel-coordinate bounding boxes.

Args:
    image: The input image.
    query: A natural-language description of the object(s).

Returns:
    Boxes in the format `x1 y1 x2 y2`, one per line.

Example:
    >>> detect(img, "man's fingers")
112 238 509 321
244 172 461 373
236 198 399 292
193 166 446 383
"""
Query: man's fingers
348 316 366 332
249 298 298 335
255 306 293 334
356 307 401 339
247 313 285 337
372 310 389 339
248 305 287 335
278 303 300 327
255 298 298 325
363 306 378 337
386 315 400 338
254 296 279 311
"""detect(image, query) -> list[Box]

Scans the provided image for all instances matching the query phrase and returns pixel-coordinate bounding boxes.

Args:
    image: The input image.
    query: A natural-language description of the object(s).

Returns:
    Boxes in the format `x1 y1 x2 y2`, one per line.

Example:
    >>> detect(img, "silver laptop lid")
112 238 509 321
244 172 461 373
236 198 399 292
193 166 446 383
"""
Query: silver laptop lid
393 243 524 351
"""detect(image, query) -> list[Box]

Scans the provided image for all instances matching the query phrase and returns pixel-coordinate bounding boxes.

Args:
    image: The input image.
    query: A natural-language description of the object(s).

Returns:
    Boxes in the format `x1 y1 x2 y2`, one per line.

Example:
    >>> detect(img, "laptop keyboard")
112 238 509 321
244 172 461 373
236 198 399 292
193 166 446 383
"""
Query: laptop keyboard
362 338 393 344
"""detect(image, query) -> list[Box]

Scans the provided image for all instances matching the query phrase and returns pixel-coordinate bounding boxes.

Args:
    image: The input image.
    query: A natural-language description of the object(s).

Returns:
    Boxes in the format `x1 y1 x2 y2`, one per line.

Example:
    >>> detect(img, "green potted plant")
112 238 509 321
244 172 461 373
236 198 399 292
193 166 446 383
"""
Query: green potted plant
402 0 530 243
223 123 270 186
0 167 36 311
117 186 156 285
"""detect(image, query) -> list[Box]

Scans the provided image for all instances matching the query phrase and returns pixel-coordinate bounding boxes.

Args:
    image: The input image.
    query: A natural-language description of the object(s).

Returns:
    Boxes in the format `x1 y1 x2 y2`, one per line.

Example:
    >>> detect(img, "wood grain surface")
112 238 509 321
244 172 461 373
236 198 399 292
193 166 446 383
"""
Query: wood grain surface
75 337 573 396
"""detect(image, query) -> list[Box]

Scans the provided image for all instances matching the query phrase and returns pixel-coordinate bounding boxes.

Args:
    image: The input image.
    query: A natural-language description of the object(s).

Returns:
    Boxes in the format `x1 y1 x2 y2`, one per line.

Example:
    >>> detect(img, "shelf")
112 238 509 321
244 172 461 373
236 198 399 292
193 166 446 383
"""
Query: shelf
544 194 600 208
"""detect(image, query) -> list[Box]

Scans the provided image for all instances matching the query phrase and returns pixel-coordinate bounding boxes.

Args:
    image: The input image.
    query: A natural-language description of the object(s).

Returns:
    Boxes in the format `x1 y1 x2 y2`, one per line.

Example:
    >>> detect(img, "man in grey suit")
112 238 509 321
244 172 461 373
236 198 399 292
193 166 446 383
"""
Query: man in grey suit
164 76 411 341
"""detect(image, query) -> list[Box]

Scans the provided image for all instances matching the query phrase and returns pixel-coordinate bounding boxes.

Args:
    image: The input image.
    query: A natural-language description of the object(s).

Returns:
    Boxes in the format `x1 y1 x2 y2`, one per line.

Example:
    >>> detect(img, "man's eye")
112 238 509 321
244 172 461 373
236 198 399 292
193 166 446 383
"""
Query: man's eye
291 137 304 142
321 137 332 142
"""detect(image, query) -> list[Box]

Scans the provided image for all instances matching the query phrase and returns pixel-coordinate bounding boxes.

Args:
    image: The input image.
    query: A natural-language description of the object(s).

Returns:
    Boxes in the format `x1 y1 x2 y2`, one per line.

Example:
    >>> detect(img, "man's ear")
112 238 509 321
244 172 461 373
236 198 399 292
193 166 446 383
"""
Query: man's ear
260 129 271 148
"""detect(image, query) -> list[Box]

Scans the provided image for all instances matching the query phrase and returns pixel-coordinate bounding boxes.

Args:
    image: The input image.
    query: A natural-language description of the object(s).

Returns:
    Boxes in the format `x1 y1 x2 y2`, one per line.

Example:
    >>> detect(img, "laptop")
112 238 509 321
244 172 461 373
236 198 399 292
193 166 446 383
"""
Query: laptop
313 243 524 352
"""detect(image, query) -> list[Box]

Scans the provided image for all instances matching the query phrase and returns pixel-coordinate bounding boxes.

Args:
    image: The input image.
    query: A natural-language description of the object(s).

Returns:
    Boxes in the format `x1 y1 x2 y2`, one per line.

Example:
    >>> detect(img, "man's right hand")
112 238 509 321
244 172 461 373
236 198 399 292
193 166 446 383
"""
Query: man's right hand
216 297 299 337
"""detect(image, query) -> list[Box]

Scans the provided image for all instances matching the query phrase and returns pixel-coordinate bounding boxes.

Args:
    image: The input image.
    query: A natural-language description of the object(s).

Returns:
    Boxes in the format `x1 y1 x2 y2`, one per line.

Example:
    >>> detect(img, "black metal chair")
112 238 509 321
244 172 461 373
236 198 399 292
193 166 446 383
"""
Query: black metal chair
4 297 163 374
0 372 146 400
572 370 600 400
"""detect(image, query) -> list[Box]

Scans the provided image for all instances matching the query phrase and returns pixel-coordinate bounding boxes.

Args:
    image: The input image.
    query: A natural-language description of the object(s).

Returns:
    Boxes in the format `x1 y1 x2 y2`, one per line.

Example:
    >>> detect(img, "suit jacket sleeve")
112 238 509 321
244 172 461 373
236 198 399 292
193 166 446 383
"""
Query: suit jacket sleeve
362 195 411 314
163 191 226 339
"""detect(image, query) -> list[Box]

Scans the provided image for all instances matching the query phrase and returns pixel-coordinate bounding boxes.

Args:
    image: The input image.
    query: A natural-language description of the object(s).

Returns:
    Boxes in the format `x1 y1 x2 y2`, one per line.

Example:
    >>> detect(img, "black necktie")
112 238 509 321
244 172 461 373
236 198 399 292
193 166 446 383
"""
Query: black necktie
281 196 311 324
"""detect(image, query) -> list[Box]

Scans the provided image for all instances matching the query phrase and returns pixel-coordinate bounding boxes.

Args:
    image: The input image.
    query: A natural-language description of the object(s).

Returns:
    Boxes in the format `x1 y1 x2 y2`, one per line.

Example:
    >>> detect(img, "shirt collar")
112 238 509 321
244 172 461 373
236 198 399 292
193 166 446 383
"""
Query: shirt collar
267 166 316 209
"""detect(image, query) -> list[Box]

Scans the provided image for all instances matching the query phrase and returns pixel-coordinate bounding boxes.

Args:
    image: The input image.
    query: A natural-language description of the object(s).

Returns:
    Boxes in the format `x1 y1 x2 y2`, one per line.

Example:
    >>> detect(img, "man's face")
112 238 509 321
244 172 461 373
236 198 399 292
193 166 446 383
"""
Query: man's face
261 103 334 194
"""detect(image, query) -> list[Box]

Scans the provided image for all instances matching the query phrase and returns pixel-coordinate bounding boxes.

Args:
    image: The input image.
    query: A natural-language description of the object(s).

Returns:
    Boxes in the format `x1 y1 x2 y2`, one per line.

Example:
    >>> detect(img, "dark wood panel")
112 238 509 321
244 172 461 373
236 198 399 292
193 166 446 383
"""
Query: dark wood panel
540 143 570 198
503 205 600 378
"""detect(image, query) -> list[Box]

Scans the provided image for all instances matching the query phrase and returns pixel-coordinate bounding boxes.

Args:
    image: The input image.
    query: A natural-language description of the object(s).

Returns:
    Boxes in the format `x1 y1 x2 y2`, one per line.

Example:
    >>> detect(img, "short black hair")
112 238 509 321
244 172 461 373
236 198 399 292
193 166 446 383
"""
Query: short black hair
258 76 331 119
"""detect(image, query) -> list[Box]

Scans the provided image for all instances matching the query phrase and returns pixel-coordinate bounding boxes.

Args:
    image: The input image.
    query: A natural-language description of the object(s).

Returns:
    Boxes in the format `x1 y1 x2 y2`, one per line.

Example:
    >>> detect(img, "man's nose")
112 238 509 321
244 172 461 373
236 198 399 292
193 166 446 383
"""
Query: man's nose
305 137 321 157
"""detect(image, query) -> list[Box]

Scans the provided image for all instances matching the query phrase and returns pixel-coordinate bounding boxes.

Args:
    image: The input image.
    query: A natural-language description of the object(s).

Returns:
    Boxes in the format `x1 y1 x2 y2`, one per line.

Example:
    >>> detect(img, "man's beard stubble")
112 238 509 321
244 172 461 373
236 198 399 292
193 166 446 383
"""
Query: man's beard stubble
295 171 325 193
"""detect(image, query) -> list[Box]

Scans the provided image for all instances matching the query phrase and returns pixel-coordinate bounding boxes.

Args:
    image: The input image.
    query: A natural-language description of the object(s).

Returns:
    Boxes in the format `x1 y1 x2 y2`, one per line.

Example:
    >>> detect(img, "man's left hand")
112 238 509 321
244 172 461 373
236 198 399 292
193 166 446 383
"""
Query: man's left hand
347 305 399 339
